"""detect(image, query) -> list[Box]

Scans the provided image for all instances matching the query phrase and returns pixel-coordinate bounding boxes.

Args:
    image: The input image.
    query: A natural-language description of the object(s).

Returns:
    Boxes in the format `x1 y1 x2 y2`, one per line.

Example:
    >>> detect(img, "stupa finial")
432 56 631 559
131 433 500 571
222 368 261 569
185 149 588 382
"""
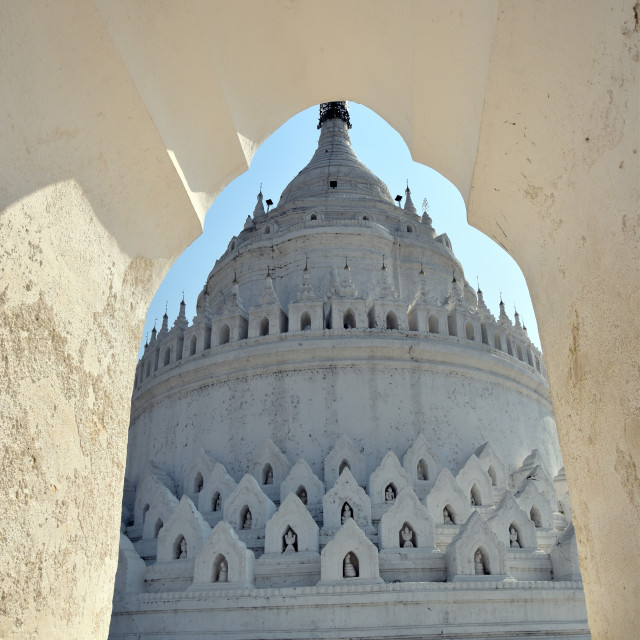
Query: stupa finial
318 101 352 129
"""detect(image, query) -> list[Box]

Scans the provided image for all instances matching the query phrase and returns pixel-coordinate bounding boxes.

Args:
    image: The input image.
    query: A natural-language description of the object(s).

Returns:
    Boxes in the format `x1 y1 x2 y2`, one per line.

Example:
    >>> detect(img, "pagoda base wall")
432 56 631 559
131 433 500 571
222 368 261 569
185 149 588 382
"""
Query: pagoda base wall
109 581 589 640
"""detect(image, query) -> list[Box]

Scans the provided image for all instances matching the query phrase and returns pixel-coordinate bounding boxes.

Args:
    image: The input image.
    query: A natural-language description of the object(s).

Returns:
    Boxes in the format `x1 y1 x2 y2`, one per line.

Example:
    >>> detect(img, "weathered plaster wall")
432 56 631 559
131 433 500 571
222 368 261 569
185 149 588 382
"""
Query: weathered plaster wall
467 2 640 636
1 1 637 638
127 355 561 490
0 3 197 638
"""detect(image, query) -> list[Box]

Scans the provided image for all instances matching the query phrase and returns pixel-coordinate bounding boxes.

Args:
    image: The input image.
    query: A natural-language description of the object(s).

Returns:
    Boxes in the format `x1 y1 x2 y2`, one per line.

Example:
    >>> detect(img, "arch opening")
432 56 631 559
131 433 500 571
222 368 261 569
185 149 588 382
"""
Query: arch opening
343 551 359 578
194 471 204 494
343 309 356 329
213 553 228 583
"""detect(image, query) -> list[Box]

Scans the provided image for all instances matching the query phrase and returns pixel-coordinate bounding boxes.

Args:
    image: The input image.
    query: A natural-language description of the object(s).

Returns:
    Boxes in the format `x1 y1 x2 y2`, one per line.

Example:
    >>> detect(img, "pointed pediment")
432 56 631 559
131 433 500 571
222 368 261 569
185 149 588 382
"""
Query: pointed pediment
192 521 255 588
446 512 508 579
424 468 471 525
456 453 493 507
198 461 237 514
183 447 216 501
223 473 276 530
156 495 211 562
368 450 412 506
487 492 537 550
403 432 442 482
474 442 507 490
280 458 324 506
264 493 319 554
325 434 366 488
323 467 371 531
249 439 291 486
379 487 435 549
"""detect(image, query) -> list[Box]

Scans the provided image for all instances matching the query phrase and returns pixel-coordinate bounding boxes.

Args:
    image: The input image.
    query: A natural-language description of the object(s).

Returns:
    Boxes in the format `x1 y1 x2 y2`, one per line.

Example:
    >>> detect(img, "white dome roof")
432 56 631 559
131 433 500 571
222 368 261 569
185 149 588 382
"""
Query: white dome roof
277 115 394 210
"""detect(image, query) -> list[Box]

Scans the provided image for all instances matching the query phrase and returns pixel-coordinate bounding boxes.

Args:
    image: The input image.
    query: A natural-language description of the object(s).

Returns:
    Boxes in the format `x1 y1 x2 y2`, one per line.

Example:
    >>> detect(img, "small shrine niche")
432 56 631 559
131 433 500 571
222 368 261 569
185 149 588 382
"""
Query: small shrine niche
173 535 187 560
296 486 308 505
264 493 319 555
487 465 497 486
282 527 298 553
194 472 204 494
154 518 164 538
509 523 521 548
240 506 253 530
213 554 228 583
443 505 455 524
212 492 221 512
474 548 489 575
530 505 542 528
339 460 351 475
398 522 416 548
343 552 359 578
417 459 428 481
384 483 396 502
470 483 481 506
263 464 274 485
341 501 353 524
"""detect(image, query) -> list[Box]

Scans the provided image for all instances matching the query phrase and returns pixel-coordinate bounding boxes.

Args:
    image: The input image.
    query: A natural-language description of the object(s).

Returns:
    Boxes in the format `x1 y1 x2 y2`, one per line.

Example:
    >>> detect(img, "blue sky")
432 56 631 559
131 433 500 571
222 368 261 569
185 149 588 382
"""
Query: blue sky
139 103 539 357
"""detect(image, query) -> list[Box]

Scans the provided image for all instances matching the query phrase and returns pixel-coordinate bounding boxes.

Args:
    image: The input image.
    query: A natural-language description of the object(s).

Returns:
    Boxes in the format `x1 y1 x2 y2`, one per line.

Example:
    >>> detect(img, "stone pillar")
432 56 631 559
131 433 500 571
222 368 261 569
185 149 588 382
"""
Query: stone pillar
466 2 640 637
0 3 203 638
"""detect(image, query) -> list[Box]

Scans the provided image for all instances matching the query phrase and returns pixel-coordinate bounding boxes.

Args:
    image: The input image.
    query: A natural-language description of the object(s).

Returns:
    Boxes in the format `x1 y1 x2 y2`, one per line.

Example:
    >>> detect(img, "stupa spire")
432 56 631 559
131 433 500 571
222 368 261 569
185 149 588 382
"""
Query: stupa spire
498 296 513 327
378 255 397 300
258 266 280 306
318 101 352 129
297 260 316 302
404 181 417 215
253 185 266 219
336 257 358 298
173 295 188 332
476 285 494 320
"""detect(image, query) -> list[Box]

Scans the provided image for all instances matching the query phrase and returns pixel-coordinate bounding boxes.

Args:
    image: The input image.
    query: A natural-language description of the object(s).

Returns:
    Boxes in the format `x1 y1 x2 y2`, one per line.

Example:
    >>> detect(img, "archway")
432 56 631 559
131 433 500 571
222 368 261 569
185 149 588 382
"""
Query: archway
3 12 635 635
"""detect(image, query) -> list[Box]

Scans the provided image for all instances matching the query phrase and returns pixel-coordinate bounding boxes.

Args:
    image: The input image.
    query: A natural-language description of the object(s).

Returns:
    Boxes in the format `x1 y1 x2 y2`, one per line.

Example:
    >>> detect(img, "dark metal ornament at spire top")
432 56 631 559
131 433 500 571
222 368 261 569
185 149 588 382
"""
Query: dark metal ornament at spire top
318 102 352 129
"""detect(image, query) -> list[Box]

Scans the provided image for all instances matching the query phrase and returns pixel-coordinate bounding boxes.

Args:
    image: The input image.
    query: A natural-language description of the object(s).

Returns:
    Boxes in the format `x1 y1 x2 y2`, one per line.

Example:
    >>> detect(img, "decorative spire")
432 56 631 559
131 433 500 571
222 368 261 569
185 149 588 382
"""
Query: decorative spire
297 260 316 302
377 257 397 300
446 273 466 310
253 186 266 219
336 259 358 298
412 264 432 306
258 267 281 306
514 308 522 329
476 287 494 321
421 196 434 230
173 295 188 332
150 322 157 345
159 306 169 336
318 101 352 129
498 295 513 327
222 272 247 315
403 181 417 215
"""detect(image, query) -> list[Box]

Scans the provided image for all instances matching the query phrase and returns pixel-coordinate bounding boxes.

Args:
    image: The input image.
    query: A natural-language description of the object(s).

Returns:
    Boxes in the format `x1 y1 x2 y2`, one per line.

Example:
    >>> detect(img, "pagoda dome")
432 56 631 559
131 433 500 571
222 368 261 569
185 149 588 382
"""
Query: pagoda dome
276 102 394 211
